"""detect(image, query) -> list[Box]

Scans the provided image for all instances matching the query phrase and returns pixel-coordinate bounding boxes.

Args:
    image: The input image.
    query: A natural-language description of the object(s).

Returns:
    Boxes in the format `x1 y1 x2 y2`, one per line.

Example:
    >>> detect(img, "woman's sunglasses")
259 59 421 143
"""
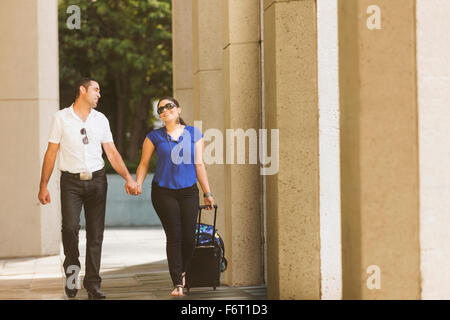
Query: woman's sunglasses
157 102 177 115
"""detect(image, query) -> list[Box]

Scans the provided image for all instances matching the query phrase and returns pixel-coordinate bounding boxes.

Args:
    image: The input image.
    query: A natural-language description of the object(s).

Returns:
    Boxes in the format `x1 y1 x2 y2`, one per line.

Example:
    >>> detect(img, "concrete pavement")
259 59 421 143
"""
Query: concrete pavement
0 228 266 300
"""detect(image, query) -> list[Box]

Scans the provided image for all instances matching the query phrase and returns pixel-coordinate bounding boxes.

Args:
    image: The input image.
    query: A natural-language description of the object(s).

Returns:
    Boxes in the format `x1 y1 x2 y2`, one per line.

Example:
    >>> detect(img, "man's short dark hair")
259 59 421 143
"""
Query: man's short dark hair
75 77 96 99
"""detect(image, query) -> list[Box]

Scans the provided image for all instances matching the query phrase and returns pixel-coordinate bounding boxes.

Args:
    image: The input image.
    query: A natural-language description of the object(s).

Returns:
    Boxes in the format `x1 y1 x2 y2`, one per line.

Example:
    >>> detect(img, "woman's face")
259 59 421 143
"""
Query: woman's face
158 99 180 123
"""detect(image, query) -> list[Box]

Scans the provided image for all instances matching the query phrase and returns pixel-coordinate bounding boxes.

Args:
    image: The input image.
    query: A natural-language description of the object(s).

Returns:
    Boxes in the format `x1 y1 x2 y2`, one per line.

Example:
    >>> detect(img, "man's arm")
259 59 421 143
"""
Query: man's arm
102 141 137 195
38 142 60 205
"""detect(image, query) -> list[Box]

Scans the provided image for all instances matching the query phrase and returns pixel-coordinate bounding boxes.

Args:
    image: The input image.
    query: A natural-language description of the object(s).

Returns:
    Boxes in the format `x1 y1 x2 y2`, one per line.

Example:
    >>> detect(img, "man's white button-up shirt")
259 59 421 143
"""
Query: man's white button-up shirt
48 104 114 173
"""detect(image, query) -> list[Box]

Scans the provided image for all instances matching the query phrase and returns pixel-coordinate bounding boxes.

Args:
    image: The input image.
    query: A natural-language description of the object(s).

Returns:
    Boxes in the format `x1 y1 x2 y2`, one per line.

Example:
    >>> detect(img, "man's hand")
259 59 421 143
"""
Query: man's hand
38 186 51 205
38 142 59 205
125 179 140 196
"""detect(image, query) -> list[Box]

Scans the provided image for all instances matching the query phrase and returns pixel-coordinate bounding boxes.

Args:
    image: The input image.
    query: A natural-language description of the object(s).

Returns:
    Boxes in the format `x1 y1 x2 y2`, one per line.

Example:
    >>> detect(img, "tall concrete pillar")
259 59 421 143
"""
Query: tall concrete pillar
0 0 60 257
191 0 228 281
172 0 194 125
222 0 264 286
264 0 321 299
338 0 420 299
417 0 450 299
317 0 342 300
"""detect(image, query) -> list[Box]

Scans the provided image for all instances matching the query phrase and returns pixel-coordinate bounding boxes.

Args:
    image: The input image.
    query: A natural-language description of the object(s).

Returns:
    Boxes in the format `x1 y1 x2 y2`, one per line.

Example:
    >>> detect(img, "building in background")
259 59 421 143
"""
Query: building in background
0 0 449 300
172 0 450 300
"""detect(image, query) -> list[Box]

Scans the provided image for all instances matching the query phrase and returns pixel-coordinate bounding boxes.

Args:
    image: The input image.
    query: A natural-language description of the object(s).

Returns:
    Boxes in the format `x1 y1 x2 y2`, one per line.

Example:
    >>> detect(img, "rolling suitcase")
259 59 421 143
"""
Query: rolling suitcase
185 204 223 292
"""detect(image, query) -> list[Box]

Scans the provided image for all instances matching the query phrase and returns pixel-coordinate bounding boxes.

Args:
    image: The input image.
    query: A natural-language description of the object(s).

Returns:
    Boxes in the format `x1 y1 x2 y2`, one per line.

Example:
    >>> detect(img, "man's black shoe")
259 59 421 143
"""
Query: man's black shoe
65 286 78 299
87 287 106 300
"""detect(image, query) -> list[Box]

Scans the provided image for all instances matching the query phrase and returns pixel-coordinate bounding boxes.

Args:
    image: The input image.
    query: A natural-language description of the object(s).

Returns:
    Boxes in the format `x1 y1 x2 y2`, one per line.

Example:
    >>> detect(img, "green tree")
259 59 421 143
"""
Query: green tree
58 0 172 162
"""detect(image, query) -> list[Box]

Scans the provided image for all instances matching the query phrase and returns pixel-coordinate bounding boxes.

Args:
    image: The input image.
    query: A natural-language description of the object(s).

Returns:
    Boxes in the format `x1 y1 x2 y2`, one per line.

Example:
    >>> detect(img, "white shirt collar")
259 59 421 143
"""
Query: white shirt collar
69 103 96 122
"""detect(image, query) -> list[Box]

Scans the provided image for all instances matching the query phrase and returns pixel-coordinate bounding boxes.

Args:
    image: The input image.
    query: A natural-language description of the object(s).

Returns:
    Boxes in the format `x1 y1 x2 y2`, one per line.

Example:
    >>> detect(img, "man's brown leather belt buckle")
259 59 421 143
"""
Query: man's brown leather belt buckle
80 172 93 181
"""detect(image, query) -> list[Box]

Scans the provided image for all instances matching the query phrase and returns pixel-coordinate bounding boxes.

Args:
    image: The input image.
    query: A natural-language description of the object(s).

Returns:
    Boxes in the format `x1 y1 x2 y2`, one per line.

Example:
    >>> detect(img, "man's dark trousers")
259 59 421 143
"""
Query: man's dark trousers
60 168 107 290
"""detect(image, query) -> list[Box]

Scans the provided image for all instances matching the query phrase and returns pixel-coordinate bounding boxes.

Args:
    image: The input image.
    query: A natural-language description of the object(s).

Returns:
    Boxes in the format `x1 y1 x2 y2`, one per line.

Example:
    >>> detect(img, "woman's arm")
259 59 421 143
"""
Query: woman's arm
135 137 155 195
195 138 215 208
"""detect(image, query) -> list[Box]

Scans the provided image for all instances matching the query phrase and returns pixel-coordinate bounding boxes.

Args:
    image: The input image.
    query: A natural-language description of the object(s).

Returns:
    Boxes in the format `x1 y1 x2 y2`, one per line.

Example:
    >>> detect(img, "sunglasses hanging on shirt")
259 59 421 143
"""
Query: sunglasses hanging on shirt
80 128 89 145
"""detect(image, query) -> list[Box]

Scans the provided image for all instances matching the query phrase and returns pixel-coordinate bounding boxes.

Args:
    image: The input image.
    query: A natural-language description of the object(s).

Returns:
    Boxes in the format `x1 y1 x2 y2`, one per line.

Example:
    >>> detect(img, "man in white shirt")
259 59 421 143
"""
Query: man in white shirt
38 78 138 299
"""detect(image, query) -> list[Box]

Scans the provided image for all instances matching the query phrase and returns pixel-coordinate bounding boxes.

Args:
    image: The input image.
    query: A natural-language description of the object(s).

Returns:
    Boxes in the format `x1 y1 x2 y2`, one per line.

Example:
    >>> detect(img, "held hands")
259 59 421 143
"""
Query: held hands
125 179 142 196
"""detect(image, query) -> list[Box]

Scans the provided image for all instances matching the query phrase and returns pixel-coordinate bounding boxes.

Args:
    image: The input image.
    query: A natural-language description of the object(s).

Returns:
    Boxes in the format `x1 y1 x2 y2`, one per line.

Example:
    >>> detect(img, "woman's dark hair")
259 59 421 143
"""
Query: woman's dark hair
157 96 187 125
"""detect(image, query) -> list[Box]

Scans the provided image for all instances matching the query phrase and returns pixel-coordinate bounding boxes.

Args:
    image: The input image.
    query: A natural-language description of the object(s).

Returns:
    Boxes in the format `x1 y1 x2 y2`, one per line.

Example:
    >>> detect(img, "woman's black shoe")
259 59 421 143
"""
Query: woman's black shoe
87 288 106 300
65 286 78 298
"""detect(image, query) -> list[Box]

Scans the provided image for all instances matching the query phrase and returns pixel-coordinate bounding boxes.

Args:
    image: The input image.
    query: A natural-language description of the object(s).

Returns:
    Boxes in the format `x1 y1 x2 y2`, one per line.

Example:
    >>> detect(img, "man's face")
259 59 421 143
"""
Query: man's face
82 81 101 107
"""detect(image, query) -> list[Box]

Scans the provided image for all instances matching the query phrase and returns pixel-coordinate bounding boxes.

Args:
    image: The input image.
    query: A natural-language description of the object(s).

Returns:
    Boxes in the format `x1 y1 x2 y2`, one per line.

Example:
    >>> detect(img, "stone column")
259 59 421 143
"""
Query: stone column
0 0 60 257
172 0 194 125
417 0 450 299
222 0 264 286
317 0 342 300
191 0 228 281
264 0 321 299
338 0 420 299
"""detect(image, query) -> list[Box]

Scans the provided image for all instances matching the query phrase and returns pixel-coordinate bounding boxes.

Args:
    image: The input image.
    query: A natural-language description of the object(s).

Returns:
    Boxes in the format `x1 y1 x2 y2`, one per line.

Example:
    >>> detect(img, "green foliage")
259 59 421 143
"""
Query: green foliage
58 0 172 162
59 0 172 89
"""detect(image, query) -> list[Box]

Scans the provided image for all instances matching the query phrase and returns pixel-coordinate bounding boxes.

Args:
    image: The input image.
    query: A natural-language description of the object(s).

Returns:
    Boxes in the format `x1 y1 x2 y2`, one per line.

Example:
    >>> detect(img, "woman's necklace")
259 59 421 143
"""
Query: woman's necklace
165 124 182 160
166 124 182 139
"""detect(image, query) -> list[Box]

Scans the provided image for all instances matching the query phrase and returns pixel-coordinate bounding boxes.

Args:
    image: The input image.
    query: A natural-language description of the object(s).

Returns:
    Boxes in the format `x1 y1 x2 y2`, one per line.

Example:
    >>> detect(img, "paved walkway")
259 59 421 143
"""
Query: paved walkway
0 228 266 300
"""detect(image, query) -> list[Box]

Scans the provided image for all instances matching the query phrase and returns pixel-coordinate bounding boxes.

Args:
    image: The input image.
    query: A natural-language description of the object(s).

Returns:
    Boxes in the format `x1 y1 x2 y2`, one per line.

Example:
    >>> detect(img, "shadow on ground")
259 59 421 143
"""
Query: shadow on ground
72 259 267 300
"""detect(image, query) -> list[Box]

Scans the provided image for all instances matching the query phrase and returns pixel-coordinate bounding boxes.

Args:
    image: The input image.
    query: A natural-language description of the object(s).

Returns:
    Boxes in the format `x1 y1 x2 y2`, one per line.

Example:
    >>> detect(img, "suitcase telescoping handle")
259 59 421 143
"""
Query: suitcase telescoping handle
196 204 218 246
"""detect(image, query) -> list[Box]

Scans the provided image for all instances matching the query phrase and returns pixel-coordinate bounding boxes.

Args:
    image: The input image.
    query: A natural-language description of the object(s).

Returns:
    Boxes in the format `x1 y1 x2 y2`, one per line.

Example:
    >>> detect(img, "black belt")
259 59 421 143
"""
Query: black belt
61 168 105 180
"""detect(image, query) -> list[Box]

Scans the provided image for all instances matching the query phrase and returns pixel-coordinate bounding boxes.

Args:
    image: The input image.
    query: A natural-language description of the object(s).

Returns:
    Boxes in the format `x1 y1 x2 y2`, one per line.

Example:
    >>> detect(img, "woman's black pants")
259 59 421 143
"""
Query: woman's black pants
151 182 199 287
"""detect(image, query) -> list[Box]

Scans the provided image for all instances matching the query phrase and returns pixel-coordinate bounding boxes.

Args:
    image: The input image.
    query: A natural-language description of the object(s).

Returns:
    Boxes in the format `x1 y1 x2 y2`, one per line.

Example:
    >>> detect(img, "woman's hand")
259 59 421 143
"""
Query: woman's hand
135 183 142 195
204 196 215 210
125 180 142 196
125 179 139 195
131 183 142 196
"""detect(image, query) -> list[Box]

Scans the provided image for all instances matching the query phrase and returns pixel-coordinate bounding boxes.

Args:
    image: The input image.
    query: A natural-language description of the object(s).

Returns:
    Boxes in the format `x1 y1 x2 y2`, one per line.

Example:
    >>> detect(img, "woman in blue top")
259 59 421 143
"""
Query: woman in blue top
135 97 215 296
